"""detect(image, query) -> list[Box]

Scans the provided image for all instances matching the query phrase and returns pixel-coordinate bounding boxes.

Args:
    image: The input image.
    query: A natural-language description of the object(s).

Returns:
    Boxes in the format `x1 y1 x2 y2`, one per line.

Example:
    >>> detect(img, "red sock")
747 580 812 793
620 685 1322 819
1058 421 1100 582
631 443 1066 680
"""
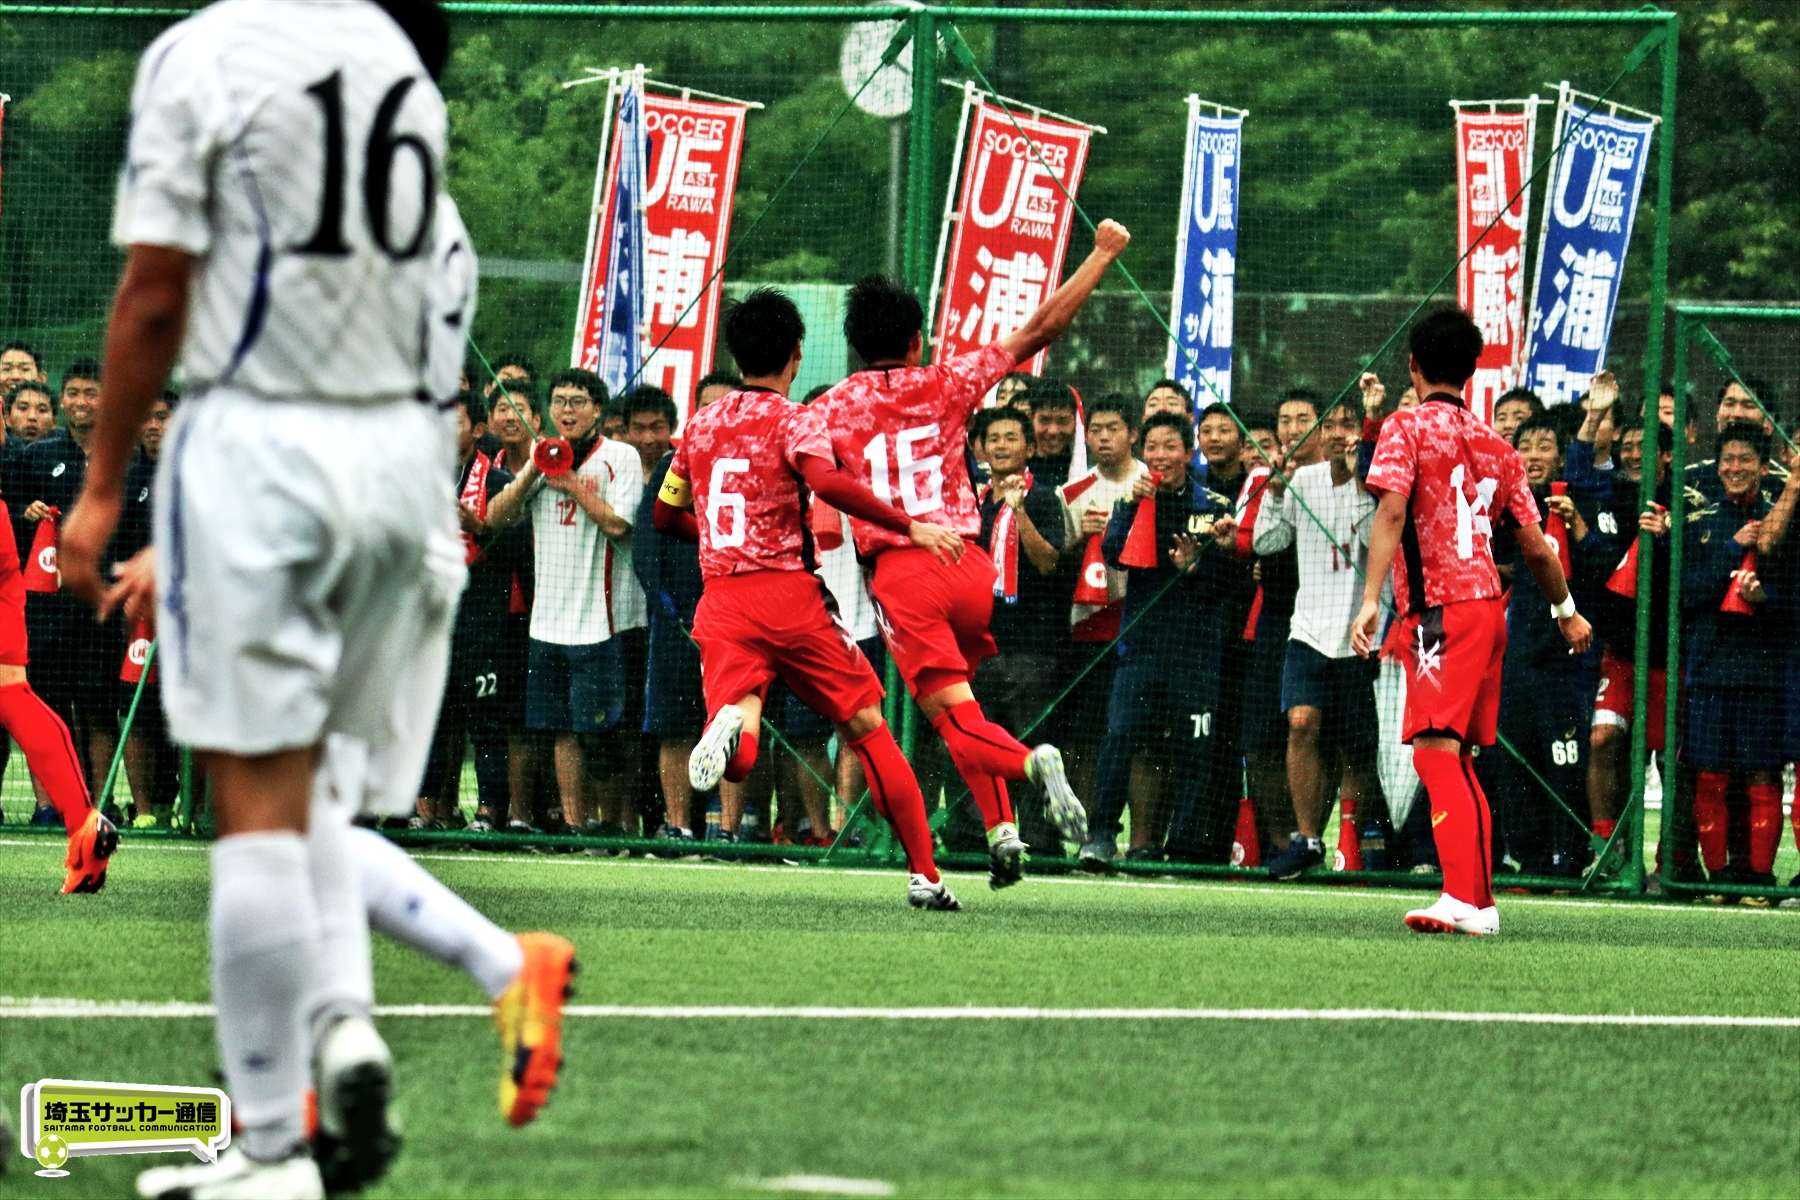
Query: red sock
1694 771 1729 873
0 683 89 830
848 723 938 882
1747 782 1782 875
1412 748 1489 908
931 701 1030 781
724 730 758 784
1461 754 1495 908
1593 818 1617 842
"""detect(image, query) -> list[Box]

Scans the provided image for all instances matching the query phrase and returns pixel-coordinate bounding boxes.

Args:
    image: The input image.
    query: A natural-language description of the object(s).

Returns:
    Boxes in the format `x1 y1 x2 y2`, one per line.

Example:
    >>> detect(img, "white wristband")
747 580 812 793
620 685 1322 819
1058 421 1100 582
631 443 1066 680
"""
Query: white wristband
1550 595 1577 620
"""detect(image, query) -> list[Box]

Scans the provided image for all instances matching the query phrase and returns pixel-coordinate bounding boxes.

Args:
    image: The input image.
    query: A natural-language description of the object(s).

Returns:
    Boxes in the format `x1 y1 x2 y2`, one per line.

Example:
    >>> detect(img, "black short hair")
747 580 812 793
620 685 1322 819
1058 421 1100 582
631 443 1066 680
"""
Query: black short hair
1197 401 1242 433
1140 410 1194 450
620 385 678 428
802 384 831 404
5 378 55 414
695 371 742 404
973 406 1031 445
373 0 448 79
1 340 40 372
62 357 101 392
1145 378 1193 411
1239 408 1277 436
1720 373 1777 422
1717 420 1770 463
725 287 806 377
1027 379 1077 415
158 388 181 410
491 377 538 422
547 367 608 408
1086 393 1137 431
1494 387 1544 418
459 390 488 427
1548 400 1587 442
843 274 923 364
492 354 537 383
1620 414 1675 457
1513 412 1567 456
1408 306 1484 387
1278 387 1321 416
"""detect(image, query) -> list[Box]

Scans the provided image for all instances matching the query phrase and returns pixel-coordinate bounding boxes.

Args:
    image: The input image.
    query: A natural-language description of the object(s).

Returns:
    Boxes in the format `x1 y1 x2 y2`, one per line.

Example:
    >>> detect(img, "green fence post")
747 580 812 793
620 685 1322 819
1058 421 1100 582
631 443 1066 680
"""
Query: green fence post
1621 13 1679 892
1660 317 1690 891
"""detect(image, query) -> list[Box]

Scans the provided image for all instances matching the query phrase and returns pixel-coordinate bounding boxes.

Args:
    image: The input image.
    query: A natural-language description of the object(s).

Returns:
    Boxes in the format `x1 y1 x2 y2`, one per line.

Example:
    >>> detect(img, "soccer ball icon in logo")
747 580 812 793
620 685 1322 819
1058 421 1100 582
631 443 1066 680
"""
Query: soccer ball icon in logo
35 1132 71 1175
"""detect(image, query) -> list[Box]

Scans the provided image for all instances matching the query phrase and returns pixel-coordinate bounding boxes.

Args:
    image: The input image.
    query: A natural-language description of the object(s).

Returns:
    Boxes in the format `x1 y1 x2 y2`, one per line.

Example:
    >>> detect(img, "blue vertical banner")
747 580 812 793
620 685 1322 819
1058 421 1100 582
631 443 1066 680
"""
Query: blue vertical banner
596 84 648 398
1167 98 1244 407
1522 95 1655 407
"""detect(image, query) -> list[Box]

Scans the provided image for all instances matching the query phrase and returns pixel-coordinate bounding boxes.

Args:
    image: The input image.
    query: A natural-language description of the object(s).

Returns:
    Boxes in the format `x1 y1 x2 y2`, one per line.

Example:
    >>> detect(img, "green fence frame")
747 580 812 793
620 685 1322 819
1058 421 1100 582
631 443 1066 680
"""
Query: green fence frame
1661 304 1800 902
1 3 1687 896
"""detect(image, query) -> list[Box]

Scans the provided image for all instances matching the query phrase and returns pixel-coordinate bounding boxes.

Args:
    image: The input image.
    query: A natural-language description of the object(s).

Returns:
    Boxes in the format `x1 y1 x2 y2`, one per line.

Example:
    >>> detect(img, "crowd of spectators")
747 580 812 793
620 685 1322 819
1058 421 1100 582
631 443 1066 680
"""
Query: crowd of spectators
2 327 1794 898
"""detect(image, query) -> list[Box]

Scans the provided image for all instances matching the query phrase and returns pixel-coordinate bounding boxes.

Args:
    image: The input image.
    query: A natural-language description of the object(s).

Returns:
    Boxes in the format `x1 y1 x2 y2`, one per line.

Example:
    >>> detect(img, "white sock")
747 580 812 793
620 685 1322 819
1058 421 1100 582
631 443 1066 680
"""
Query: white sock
351 826 524 1000
307 750 374 1040
210 832 318 1163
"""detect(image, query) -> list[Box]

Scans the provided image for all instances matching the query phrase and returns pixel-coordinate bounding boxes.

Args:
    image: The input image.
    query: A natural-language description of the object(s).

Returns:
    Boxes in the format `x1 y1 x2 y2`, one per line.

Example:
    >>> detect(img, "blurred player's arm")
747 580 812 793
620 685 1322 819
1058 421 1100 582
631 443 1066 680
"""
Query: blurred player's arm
795 454 963 564
1000 220 1130 364
1351 489 1406 657
1758 459 1800 554
63 243 193 617
485 462 542 530
1512 521 1592 653
652 470 700 544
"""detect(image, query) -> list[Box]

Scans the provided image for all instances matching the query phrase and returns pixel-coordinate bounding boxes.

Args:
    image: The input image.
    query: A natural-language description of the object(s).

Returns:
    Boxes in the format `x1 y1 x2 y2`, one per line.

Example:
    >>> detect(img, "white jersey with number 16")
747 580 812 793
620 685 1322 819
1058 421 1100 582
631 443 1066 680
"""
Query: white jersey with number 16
113 0 448 403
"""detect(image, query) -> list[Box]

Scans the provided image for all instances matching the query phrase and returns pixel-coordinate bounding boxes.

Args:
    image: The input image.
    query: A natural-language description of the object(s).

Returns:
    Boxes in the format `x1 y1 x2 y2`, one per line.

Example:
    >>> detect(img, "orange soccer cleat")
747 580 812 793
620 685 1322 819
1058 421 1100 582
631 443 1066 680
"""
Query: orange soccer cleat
494 932 577 1126
61 807 117 894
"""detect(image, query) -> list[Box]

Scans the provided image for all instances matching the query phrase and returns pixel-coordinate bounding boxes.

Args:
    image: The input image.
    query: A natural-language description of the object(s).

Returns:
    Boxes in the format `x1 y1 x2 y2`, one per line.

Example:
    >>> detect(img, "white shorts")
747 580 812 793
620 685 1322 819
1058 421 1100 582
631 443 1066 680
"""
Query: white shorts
155 390 466 815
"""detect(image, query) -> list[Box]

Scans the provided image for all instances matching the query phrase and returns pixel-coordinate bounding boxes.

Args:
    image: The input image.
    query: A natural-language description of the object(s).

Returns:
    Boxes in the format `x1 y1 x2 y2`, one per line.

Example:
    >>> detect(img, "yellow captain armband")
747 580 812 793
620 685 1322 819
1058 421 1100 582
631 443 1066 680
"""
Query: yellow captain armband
659 470 693 507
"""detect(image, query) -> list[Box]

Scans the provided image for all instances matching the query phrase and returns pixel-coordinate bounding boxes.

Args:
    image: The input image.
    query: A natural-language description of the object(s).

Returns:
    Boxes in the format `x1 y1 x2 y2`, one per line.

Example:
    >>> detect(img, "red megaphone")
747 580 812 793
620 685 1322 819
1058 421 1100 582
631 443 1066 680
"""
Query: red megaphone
1118 471 1164 568
1721 547 1759 615
1544 481 1572 577
22 508 59 593
533 437 573 477
1606 503 1663 599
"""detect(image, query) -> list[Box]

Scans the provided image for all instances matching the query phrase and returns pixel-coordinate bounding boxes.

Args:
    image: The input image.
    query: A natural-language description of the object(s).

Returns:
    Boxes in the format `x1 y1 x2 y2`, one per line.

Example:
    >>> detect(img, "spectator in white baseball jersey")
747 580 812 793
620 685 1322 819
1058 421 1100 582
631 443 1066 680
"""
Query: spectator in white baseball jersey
1255 395 1381 879
488 367 644 839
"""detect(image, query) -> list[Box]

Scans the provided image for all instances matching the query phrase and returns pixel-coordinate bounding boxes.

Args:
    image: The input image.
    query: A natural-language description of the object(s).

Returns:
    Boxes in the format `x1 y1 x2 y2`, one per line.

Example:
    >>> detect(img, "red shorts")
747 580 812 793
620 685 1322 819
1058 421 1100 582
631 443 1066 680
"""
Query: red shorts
690 570 883 726
1397 597 1506 746
868 545 998 698
0 499 28 666
1593 644 1667 752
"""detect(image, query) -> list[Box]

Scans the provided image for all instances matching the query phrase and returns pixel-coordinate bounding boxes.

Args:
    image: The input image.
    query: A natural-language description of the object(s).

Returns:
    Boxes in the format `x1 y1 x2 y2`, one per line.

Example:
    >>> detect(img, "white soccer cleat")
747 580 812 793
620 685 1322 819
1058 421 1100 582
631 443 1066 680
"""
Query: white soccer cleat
311 1015 400 1193
1403 893 1499 936
137 1147 324 1200
907 873 961 911
1026 744 1088 844
689 705 745 794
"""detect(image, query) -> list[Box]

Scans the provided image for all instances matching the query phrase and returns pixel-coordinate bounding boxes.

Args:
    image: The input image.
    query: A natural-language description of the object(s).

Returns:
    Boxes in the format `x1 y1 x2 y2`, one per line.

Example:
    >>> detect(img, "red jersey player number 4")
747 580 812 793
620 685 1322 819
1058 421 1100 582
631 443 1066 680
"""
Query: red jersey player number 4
1351 307 1589 939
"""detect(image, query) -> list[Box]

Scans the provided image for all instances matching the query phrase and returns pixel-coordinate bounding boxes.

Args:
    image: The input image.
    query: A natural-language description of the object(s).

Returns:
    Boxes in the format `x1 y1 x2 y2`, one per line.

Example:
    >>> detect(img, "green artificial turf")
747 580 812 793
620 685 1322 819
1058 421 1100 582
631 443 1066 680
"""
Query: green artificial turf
1 839 1796 1198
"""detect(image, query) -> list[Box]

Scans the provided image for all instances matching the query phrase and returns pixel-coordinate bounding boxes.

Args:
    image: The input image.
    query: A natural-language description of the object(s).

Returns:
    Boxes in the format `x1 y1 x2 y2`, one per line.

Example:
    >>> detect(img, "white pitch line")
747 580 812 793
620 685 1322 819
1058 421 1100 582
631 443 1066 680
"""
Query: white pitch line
3 998 1796 1027
3 837 1792 917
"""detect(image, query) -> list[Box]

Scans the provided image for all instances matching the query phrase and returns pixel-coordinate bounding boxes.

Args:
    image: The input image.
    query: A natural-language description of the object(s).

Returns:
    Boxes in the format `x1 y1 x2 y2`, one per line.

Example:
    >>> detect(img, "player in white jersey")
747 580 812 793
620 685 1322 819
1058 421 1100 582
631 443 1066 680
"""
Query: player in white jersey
59 4 572 1197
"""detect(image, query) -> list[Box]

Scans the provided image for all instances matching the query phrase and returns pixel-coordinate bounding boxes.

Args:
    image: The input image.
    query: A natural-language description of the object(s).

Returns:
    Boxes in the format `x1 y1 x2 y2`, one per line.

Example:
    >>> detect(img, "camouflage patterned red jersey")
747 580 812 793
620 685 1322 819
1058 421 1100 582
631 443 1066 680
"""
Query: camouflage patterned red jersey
814 342 1017 556
1364 392 1539 614
665 386 835 581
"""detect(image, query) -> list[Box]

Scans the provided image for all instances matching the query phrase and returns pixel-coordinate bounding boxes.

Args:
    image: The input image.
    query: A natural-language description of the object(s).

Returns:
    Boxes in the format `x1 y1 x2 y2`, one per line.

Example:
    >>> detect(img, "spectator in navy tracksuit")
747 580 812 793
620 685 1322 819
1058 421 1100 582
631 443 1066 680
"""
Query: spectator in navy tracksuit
1079 411 1255 866
1482 413 1605 879
1680 422 1786 888
635 447 706 843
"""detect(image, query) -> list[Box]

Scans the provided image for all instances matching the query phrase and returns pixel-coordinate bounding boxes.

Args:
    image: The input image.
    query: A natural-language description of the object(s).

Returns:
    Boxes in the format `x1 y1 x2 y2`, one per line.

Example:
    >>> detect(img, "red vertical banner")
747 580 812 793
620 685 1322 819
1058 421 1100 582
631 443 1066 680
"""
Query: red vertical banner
1455 107 1535 426
573 91 747 427
932 102 1092 375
